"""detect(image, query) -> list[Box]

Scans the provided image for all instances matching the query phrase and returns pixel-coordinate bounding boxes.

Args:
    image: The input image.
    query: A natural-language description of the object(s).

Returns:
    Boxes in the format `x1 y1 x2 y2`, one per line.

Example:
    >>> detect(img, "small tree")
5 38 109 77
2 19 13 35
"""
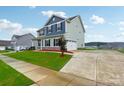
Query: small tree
59 36 66 57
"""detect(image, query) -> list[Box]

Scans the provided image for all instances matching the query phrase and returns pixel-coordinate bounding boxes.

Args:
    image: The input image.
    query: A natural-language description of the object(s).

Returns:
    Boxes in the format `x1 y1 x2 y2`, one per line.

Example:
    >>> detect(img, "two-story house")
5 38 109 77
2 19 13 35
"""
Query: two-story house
35 15 85 51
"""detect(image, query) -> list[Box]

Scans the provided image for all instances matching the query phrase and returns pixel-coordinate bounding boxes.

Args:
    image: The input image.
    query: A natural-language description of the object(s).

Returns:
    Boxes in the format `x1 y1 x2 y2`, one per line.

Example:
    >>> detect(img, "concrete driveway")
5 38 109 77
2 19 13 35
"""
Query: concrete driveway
61 50 124 85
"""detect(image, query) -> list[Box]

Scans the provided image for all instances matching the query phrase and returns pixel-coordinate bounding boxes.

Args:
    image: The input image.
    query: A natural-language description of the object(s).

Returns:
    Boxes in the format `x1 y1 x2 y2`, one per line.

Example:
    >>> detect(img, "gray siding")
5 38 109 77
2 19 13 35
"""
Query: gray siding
12 34 36 49
64 16 85 48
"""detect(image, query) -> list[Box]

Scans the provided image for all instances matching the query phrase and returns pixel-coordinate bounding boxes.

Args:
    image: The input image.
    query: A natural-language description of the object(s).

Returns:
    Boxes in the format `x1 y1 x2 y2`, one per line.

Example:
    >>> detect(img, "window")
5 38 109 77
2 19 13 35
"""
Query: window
38 40 41 46
44 27 47 34
39 31 44 36
54 39 60 46
52 17 55 22
45 39 50 46
57 22 61 31
48 26 51 33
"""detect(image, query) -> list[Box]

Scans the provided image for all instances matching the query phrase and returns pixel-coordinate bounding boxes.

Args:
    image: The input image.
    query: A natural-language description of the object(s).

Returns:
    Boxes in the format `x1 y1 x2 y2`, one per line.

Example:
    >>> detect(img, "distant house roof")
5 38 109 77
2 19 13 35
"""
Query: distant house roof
12 33 35 39
12 35 21 39
0 40 11 46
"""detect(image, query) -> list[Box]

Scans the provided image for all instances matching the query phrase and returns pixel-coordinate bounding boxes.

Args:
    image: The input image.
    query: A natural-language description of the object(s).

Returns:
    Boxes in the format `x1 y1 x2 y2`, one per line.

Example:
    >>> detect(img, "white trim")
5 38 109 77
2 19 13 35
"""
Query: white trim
56 22 62 32
48 25 52 33
45 20 65 28
65 20 67 32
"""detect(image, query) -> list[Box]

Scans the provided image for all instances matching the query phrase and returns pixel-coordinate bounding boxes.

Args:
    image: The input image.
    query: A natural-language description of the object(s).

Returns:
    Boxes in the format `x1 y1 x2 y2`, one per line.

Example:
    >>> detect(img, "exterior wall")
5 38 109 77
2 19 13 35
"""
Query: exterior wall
0 46 5 50
64 16 85 48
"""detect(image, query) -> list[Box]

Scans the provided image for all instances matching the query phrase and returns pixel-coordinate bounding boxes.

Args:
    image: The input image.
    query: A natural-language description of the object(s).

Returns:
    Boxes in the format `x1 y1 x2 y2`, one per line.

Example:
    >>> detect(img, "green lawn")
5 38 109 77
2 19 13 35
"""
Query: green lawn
0 60 34 86
118 48 124 53
0 50 10 53
5 51 72 71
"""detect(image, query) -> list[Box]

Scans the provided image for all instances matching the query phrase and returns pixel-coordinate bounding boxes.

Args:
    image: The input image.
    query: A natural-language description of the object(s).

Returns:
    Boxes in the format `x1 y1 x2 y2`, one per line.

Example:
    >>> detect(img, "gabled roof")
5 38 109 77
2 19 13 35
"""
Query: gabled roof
66 16 78 21
66 15 86 32
0 40 11 46
44 14 65 26
12 35 21 39
12 33 35 39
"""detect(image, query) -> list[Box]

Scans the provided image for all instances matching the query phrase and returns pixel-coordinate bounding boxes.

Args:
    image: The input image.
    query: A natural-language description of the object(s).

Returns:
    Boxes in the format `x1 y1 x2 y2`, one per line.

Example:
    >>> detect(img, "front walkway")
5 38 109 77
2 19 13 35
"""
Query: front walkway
0 54 98 86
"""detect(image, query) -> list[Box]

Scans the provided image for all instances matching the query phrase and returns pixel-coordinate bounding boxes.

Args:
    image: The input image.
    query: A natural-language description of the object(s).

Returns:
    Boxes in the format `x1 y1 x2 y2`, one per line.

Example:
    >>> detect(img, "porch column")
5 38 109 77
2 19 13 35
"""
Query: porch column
40 40 42 50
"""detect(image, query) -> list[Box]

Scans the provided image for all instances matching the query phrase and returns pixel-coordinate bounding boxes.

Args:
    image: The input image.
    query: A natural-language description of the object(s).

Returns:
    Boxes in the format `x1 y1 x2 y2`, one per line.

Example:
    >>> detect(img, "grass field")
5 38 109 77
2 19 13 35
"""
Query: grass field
0 50 11 53
0 60 34 86
5 51 72 71
118 48 124 53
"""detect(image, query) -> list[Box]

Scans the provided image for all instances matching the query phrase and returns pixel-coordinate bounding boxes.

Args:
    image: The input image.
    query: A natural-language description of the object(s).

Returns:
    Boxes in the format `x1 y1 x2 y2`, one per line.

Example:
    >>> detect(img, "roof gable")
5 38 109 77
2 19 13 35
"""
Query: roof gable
45 15 65 26
12 33 35 40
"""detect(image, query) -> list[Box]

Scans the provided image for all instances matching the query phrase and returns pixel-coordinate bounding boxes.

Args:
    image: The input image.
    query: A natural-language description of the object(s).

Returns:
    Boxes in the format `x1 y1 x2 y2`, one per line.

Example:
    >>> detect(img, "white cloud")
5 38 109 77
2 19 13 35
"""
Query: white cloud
21 28 38 35
87 34 104 38
115 33 124 41
86 34 105 42
108 22 115 26
118 21 124 31
119 27 124 31
90 14 105 24
117 32 124 37
84 25 88 29
119 21 124 26
0 19 38 36
41 10 67 18
0 19 22 33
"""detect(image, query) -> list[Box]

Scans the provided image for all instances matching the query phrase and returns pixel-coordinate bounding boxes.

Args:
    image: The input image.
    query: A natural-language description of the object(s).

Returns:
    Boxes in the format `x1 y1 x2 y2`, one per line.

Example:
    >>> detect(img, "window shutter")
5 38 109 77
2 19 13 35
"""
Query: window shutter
55 24 57 32
61 22 63 30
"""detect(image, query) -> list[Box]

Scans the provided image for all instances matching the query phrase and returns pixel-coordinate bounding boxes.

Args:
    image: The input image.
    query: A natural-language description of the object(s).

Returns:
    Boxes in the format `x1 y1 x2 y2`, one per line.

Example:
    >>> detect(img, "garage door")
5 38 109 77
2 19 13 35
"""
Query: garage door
66 41 77 51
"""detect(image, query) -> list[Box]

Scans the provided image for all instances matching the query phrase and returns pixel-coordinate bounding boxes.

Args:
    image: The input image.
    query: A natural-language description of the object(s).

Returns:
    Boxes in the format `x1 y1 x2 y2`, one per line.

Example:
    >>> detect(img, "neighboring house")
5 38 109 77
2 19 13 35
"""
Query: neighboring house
11 33 37 51
0 40 11 50
35 15 85 51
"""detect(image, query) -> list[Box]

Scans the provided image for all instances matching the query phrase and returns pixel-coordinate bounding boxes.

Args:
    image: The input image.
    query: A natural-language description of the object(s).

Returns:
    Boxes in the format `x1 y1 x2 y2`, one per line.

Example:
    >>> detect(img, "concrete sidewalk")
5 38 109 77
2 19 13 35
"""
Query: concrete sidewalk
0 54 98 86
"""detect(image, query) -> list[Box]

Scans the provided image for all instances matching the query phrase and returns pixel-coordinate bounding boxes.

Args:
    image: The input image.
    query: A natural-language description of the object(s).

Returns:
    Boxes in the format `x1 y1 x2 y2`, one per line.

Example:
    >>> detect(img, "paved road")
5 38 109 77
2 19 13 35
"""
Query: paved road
61 50 124 85
0 54 99 86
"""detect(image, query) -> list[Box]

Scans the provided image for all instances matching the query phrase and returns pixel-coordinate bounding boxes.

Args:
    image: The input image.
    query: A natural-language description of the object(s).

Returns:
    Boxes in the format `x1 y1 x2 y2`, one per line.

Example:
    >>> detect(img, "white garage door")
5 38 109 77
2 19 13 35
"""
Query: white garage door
66 41 77 51
0 46 5 50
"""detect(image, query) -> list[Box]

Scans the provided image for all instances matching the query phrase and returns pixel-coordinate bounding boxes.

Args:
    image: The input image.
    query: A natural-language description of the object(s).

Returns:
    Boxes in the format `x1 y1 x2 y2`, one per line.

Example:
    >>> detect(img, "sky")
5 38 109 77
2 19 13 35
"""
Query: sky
0 6 124 42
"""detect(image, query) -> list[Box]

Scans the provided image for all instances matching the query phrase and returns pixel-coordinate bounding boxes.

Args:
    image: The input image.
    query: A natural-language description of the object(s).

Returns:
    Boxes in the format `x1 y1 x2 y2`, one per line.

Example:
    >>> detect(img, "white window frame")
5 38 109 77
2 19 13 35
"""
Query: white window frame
48 26 52 33
54 38 60 47
57 22 61 32
45 39 50 47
